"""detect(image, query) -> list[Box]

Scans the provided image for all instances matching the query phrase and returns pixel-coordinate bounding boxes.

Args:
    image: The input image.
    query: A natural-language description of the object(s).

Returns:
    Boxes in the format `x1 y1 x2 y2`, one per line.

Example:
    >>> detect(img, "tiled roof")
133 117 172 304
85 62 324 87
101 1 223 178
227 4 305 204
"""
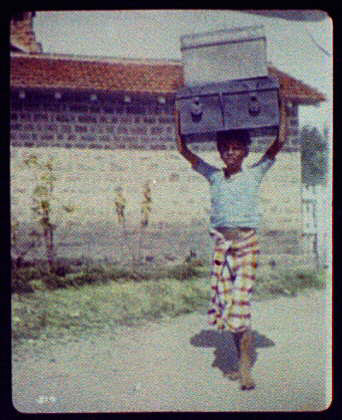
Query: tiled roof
268 65 325 104
10 53 325 103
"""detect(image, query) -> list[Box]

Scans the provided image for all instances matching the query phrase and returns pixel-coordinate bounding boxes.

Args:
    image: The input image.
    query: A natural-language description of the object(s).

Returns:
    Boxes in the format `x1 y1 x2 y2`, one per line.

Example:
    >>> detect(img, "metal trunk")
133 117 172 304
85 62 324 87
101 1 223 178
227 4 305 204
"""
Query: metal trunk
176 77 280 140
180 25 268 86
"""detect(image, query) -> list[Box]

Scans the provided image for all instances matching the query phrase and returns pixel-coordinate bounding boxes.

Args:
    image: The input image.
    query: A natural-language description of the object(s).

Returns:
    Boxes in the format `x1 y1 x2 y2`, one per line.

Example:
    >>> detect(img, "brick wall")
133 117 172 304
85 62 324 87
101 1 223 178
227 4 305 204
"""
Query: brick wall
11 92 176 150
10 90 300 153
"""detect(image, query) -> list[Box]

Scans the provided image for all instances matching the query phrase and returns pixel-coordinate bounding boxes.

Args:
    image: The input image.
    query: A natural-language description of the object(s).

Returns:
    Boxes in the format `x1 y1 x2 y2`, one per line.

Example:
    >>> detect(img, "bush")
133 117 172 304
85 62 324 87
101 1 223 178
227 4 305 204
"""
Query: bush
301 125 329 185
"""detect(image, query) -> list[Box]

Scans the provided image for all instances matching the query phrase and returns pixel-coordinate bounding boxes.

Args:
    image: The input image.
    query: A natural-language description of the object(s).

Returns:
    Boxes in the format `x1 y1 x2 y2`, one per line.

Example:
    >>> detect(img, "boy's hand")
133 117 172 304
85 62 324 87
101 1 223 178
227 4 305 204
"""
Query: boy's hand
278 99 287 144
263 97 287 160
174 110 199 167
174 110 185 153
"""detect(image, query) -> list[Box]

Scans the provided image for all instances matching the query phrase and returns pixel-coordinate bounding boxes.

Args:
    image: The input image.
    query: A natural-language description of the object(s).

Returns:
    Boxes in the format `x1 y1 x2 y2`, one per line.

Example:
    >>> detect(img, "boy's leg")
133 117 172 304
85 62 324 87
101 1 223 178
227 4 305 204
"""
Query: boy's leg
229 231 258 390
225 331 243 381
237 328 255 390
209 229 257 388
227 330 255 389
226 329 255 388
224 332 241 380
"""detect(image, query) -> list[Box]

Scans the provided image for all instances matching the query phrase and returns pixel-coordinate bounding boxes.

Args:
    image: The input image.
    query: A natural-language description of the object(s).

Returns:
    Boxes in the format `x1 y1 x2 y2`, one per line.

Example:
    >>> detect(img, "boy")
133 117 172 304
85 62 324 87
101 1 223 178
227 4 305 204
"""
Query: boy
175 101 286 390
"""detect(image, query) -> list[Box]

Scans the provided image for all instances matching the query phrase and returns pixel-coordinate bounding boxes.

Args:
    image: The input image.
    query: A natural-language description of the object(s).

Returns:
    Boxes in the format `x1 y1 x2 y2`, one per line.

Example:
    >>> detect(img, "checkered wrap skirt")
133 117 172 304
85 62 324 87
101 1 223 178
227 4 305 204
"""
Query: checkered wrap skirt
208 229 260 333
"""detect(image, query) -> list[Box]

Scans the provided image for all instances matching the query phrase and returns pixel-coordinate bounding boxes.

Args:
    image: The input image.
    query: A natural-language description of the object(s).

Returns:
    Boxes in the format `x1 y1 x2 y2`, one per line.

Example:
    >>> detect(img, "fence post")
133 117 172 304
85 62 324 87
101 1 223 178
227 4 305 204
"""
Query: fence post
302 184 328 269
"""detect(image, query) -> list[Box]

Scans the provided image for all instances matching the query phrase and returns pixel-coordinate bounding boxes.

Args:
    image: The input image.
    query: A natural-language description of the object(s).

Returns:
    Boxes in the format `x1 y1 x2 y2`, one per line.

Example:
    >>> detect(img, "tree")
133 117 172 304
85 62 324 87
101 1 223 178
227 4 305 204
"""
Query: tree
300 125 329 185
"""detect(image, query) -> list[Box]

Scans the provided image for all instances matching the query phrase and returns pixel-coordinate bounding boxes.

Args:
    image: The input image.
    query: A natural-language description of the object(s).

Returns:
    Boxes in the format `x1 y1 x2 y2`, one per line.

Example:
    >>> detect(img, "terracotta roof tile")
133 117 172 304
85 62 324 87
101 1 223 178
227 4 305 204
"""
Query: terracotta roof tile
268 65 325 104
10 54 325 103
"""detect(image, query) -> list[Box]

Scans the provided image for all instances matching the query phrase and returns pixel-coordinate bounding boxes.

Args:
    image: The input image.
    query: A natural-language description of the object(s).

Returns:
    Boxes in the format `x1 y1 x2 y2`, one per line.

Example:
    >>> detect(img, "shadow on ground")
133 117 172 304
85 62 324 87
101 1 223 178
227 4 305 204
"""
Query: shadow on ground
190 330 275 375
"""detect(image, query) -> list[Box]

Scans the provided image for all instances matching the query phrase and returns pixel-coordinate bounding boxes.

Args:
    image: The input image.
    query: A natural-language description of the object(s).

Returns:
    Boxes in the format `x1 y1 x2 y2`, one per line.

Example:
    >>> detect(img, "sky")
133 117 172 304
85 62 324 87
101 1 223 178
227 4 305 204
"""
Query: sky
33 10 333 132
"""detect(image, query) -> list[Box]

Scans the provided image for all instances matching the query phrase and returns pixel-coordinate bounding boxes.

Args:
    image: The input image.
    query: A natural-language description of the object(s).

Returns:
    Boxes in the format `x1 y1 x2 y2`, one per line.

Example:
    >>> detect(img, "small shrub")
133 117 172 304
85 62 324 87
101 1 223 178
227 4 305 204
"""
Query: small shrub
140 182 152 228
20 154 75 272
114 187 126 226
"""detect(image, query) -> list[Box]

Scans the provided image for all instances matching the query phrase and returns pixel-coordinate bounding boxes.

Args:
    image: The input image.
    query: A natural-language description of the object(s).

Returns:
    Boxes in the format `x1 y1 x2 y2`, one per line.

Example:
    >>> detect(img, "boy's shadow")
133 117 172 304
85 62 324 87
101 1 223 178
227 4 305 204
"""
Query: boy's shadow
190 330 275 375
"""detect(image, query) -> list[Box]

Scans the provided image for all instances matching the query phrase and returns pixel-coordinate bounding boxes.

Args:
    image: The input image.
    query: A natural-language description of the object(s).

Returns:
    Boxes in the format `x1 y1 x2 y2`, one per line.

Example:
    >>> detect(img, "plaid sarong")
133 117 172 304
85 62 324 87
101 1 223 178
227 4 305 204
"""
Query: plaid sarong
208 229 260 333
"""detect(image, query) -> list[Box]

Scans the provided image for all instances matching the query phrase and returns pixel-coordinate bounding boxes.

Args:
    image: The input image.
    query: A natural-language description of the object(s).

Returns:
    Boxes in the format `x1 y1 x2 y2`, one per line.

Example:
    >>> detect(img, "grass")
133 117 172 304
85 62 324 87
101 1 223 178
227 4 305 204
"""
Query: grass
254 266 327 298
12 275 210 348
11 258 327 349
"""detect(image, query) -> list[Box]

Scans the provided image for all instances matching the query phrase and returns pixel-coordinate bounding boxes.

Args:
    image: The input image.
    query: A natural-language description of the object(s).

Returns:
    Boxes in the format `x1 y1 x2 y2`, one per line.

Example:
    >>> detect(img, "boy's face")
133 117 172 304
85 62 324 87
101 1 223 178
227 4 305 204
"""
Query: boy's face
219 139 248 170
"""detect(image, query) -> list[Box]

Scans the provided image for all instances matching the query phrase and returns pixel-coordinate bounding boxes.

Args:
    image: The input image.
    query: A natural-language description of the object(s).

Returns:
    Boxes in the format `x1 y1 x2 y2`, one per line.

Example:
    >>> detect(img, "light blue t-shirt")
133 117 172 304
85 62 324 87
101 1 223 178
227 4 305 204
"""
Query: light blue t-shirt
193 156 275 229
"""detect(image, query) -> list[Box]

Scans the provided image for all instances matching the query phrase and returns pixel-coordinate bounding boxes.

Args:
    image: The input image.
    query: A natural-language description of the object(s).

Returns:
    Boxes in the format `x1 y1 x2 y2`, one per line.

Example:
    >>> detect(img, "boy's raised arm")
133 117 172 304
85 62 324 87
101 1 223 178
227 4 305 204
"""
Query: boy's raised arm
263 99 287 160
175 111 200 168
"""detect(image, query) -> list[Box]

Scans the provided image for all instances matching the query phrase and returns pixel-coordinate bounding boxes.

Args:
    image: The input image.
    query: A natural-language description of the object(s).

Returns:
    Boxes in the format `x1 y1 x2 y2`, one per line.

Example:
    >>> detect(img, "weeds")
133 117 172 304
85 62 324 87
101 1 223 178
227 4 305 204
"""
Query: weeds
137 181 153 262
114 181 154 266
114 187 127 227
11 256 326 296
140 181 152 228
11 258 205 294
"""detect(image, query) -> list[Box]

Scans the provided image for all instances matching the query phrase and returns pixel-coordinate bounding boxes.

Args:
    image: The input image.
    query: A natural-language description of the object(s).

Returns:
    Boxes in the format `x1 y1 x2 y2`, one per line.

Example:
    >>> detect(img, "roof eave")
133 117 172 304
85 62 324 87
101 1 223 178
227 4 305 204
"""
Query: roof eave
10 85 177 97
286 95 326 105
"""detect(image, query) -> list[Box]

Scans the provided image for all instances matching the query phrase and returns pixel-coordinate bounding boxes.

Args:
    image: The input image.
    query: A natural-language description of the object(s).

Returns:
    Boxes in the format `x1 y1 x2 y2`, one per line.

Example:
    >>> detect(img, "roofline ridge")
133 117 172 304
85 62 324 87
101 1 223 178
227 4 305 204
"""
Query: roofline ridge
11 52 182 65
10 54 326 102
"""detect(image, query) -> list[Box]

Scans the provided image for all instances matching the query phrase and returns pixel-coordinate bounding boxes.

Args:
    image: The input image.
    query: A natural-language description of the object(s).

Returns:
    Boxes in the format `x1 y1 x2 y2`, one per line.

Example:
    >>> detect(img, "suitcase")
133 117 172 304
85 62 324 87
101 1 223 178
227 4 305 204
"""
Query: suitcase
180 25 268 86
176 77 280 141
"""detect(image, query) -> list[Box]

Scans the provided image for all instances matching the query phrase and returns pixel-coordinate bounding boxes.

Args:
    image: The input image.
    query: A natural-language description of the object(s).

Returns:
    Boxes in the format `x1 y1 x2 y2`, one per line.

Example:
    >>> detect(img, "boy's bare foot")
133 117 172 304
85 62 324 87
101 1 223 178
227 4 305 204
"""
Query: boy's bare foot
240 375 256 391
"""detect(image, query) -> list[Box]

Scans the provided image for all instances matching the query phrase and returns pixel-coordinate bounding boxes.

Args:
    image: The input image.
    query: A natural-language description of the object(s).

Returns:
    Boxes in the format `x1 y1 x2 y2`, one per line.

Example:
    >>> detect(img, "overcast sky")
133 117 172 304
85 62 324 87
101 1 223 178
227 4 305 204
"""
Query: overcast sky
33 10 332 132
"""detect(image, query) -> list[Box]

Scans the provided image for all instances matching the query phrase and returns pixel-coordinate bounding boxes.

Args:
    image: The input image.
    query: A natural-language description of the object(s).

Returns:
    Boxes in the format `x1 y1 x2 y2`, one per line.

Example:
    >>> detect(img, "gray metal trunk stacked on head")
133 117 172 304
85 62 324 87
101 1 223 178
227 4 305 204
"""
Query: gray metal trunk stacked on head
176 25 280 141
176 77 280 141
180 25 268 86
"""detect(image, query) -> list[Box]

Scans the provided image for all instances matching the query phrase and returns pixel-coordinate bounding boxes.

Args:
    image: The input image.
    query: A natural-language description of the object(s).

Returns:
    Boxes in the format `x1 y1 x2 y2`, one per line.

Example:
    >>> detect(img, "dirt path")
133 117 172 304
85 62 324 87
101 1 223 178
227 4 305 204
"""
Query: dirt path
12 289 331 413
